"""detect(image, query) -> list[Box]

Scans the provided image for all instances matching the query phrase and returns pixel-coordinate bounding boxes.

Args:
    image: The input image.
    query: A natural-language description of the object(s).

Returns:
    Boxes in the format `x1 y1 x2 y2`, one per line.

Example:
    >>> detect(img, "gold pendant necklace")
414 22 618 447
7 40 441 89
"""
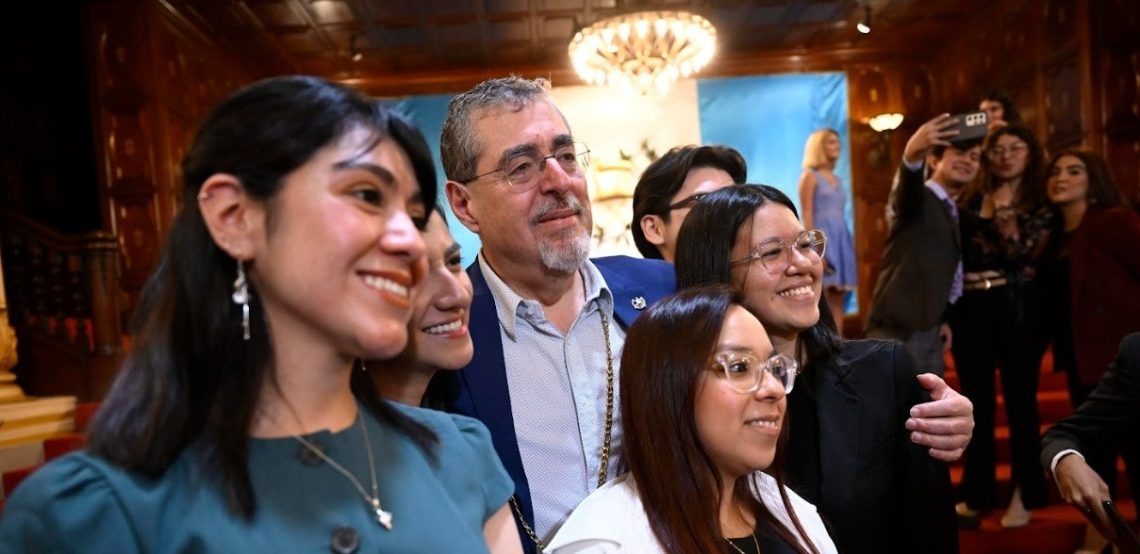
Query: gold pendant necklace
272 408 394 530
510 308 616 550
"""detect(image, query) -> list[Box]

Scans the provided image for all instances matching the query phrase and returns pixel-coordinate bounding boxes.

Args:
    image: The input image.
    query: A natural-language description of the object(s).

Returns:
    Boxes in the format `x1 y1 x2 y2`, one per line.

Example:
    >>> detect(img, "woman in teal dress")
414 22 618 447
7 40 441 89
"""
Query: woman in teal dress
797 129 857 336
0 76 521 553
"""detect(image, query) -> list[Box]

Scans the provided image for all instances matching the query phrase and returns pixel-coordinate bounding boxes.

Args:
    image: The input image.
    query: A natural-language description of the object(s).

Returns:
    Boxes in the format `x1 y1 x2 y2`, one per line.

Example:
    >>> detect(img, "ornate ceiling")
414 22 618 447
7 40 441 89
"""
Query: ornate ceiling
162 0 992 94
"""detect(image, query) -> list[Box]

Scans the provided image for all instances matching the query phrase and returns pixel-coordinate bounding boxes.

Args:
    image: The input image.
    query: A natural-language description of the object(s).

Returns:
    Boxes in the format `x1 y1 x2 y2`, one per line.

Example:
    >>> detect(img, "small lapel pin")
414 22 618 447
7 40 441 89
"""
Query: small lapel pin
631 296 647 310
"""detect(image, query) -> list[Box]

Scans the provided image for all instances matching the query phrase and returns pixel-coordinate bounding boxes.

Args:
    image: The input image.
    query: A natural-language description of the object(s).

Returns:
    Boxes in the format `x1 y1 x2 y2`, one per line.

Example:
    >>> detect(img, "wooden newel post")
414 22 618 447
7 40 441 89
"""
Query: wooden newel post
0 249 27 402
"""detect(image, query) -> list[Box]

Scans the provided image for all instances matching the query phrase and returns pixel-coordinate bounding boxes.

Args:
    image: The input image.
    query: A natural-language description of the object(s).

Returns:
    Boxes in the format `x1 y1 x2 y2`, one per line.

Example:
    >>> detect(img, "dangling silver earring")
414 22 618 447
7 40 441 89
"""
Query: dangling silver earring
232 260 251 341
358 359 368 372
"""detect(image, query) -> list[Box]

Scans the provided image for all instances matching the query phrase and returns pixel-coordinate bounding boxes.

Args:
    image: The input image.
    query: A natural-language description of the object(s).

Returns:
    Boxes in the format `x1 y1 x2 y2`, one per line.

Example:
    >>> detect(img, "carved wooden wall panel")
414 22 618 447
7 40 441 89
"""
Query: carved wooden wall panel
845 64 934 329
1043 58 1084 151
88 3 163 292
1093 0 1140 205
85 0 256 298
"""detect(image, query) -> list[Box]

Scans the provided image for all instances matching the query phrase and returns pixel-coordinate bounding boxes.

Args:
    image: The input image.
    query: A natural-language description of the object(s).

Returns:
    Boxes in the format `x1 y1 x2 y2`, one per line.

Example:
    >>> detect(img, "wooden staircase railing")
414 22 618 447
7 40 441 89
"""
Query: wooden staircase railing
0 207 124 400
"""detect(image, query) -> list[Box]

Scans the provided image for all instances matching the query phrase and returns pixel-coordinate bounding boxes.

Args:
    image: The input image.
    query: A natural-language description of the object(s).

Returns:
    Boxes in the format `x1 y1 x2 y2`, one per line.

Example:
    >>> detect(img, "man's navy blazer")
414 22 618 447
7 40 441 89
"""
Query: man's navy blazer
448 255 675 552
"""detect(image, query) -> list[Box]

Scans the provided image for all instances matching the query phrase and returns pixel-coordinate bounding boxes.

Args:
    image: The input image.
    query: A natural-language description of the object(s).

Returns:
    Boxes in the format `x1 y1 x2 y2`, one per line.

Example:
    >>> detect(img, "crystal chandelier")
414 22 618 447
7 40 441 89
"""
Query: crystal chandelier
568 10 717 96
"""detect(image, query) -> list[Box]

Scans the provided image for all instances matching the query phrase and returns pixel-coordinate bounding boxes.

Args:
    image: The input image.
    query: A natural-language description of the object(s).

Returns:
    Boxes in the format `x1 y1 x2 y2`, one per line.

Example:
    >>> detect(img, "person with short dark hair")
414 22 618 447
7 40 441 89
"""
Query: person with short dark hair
867 113 985 377
631 144 746 261
675 184 962 554
0 76 521 553
549 286 836 553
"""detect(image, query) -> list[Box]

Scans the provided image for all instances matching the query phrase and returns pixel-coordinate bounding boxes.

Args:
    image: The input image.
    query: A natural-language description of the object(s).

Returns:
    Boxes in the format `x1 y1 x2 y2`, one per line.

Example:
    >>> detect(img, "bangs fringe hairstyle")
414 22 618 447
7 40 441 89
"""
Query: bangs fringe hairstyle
620 285 817 554
674 184 842 365
87 75 439 517
630 145 748 259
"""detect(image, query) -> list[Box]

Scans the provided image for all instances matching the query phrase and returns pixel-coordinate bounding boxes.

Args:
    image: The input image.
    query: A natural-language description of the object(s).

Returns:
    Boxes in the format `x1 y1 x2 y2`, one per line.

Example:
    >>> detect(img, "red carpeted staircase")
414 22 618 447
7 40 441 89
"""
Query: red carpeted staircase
945 351 1136 554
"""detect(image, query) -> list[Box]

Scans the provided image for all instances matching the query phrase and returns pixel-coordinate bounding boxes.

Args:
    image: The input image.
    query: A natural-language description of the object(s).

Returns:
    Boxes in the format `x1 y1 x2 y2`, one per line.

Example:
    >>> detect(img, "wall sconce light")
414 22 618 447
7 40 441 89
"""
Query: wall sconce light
866 113 903 170
349 33 364 62
868 112 904 132
856 5 872 34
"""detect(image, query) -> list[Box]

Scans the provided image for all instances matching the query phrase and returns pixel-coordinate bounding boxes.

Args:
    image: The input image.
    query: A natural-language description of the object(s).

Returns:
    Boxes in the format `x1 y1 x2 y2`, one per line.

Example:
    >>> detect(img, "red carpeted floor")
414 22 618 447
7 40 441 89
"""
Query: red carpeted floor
946 350 1137 554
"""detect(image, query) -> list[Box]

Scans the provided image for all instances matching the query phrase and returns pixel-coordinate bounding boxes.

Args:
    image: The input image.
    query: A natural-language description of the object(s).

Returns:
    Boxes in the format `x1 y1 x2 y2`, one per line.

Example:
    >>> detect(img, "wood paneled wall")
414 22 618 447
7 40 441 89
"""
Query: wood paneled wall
934 0 1140 203
846 63 937 331
84 0 255 300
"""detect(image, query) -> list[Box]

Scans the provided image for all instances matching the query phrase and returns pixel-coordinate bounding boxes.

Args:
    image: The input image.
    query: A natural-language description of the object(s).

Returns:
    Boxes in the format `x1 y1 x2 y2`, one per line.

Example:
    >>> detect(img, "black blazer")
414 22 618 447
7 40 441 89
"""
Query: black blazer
867 162 960 335
1041 333 1140 481
788 339 958 554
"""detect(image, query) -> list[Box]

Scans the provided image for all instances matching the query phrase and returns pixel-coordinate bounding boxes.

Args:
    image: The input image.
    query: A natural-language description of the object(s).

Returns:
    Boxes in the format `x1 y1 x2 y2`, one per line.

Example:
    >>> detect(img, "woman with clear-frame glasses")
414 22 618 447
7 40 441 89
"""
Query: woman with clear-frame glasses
674 184 959 554
548 285 836 553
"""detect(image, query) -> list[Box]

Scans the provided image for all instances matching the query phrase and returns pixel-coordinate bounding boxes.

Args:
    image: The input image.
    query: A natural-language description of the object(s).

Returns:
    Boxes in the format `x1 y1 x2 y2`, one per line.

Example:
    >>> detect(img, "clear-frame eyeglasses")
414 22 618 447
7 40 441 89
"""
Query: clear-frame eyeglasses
465 142 591 192
730 229 828 274
713 351 799 394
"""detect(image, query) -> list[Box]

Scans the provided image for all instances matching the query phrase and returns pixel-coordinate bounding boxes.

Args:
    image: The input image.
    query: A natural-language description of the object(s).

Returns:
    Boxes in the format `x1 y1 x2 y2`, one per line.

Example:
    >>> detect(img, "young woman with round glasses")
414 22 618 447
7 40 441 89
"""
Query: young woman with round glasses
674 184 958 554
548 286 836 554
949 124 1054 528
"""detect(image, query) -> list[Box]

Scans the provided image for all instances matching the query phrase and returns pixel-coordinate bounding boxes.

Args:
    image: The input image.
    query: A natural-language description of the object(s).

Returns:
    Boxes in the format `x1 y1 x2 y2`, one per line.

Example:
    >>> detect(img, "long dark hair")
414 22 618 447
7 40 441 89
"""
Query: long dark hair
87 76 440 517
674 184 842 365
1046 149 1128 209
631 145 747 259
620 285 815 554
961 124 1046 211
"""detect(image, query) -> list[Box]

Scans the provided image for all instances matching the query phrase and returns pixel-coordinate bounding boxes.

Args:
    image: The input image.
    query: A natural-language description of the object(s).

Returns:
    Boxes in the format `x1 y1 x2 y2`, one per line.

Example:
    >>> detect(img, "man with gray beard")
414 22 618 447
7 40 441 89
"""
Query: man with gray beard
437 76 675 553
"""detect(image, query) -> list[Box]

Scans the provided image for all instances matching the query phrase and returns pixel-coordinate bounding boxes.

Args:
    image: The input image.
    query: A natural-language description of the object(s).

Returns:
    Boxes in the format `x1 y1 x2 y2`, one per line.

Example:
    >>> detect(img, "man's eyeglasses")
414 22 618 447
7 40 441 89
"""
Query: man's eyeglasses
713 351 799 394
666 192 710 211
730 229 827 274
987 142 1027 160
464 142 590 192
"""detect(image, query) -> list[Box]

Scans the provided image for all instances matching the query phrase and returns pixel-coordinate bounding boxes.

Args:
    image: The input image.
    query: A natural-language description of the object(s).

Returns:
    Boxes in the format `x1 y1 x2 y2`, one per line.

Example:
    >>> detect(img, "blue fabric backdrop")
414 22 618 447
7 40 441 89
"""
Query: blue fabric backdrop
390 94 475 255
391 72 851 273
697 72 851 218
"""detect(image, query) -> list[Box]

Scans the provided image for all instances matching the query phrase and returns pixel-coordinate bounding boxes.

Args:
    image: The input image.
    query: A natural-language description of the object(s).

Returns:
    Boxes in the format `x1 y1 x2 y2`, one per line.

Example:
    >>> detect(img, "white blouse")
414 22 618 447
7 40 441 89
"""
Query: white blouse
546 472 838 553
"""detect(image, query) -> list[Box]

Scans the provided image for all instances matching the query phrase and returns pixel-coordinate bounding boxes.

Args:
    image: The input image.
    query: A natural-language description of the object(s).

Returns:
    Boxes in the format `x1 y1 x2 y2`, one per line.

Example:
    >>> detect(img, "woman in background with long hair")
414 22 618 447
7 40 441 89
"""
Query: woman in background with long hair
798 129 856 336
950 124 1053 528
1039 149 1140 554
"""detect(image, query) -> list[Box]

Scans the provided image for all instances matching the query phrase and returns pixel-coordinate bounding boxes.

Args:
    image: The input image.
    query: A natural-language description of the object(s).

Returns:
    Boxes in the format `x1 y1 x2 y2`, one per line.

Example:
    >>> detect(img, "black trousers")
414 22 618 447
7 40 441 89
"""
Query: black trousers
949 284 1050 510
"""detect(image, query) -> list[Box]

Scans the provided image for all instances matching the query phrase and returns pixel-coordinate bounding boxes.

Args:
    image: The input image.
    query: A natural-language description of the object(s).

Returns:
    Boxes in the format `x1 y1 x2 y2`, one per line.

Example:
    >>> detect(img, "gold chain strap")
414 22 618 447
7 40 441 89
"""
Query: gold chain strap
509 495 546 551
596 310 614 488
509 309 616 550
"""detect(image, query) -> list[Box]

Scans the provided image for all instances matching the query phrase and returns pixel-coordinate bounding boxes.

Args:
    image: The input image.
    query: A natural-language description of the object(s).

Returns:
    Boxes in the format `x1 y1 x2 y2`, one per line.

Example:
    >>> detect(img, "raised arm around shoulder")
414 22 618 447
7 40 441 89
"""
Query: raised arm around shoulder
798 171 817 229
906 373 974 462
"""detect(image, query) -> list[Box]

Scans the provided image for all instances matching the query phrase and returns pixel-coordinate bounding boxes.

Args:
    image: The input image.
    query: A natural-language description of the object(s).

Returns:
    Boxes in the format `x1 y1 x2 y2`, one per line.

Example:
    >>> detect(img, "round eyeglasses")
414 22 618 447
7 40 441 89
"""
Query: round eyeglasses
713 351 798 395
465 142 590 192
730 229 828 274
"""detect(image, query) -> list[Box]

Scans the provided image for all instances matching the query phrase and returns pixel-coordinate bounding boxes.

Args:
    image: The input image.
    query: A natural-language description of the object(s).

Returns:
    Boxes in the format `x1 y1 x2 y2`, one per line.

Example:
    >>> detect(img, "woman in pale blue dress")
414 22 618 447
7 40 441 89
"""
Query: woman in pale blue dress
798 129 857 336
